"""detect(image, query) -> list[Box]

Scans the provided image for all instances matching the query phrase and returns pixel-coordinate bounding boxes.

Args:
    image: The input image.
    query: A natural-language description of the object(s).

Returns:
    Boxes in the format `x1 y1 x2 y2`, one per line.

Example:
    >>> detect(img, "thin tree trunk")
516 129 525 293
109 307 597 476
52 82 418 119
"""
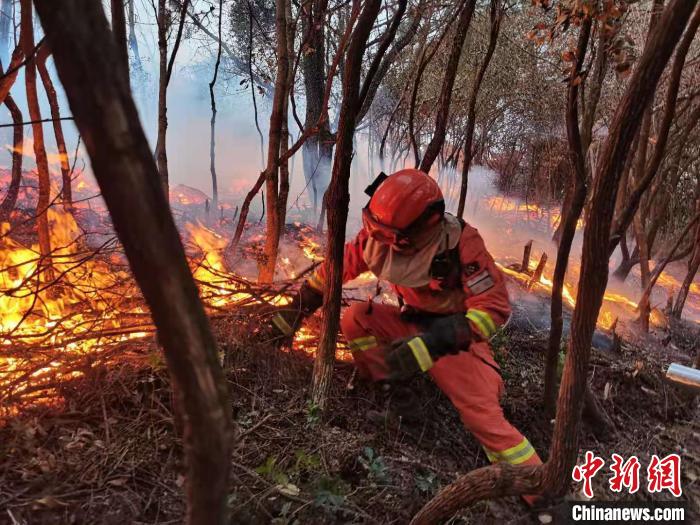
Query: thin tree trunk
0 0 12 65
0 94 23 223
155 0 190 196
32 3 232 523
638 209 700 321
312 0 383 408
0 45 23 104
411 1 696 520
301 0 329 216
156 0 169 194
21 0 52 279
543 17 592 416
608 2 699 256
36 46 72 209
127 0 142 73
456 0 502 218
209 0 223 210
247 0 265 167
673 206 700 319
419 0 477 174
258 0 291 284
111 0 128 78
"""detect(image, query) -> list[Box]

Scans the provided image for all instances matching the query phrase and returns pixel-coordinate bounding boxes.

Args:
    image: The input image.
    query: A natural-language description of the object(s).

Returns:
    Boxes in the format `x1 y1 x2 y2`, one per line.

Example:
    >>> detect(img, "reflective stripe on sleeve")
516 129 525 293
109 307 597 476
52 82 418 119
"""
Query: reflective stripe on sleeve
348 336 378 351
466 308 497 339
484 438 536 465
407 337 434 372
272 313 294 336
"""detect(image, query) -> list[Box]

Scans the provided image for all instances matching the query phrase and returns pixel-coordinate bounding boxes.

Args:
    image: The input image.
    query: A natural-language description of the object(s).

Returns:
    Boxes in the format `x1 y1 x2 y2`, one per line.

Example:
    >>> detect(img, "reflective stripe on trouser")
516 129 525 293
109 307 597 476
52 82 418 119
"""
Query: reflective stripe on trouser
484 438 536 465
340 302 542 474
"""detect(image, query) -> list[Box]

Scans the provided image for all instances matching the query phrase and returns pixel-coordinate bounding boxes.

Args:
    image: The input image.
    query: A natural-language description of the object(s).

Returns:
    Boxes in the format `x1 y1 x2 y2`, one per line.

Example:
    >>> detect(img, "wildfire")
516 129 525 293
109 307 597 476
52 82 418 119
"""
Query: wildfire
1 174 696 419
497 260 639 331
0 198 328 418
486 195 584 231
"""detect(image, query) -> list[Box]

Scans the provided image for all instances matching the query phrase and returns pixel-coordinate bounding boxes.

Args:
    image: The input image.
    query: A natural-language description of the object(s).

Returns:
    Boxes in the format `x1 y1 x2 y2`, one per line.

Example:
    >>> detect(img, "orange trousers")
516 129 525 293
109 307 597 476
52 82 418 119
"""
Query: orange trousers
341 302 542 482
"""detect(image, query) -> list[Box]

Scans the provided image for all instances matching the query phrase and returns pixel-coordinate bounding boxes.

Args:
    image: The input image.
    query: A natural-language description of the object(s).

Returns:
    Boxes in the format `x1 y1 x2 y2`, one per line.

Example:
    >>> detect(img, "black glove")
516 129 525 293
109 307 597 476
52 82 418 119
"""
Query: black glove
385 314 472 381
270 281 323 340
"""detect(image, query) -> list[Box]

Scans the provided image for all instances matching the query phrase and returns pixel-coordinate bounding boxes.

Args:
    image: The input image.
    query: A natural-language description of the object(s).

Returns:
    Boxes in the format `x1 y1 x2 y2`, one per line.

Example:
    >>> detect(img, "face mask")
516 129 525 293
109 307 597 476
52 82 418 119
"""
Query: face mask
363 214 462 287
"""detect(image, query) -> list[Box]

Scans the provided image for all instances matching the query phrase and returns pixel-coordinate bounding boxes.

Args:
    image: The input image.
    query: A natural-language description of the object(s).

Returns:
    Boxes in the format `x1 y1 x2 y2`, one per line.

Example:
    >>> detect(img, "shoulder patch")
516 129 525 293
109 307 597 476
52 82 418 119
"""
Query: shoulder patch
466 269 495 295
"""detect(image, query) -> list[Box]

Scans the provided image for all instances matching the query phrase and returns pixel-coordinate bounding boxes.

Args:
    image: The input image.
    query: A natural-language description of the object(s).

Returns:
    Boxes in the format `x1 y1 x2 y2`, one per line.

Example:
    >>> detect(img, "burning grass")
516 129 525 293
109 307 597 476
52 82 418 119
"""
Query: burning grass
0 177 329 419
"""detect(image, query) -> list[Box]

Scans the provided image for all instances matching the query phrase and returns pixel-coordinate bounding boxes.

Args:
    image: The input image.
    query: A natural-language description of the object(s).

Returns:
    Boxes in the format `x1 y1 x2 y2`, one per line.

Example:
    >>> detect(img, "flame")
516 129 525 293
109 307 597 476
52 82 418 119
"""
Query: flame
0 208 320 418
486 195 584 231
5 138 69 167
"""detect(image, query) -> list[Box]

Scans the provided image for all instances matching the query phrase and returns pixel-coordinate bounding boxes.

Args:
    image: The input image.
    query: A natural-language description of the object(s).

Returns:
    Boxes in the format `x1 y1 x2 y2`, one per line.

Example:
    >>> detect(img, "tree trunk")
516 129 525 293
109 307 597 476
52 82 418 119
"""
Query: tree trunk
0 0 11 65
258 0 291 283
608 2 699 256
127 0 142 73
156 0 169 195
543 17 592 417
411 2 696 520
638 209 700 321
301 0 331 216
419 0 477 174
111 0 128 78
209 0 223 210
456 0 502 218
673 216 700 319
36 46 72 209
32 3 232 523
0 94 23 223
21 0 52 279
312 0 383 408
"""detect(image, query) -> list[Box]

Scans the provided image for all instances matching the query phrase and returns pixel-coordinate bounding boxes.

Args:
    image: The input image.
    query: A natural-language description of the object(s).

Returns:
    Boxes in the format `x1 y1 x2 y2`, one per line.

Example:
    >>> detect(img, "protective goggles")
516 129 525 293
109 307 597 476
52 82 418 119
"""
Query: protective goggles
361 200 446 248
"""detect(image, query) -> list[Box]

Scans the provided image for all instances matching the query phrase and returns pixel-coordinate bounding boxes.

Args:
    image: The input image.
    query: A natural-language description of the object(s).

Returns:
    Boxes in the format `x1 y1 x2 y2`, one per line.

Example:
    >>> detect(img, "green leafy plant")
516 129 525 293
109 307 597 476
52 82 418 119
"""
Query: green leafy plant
312 476 348 512
293 449 321 474
358 446 390 483
305 401 321 426
415 470 439 494
255 455 289 485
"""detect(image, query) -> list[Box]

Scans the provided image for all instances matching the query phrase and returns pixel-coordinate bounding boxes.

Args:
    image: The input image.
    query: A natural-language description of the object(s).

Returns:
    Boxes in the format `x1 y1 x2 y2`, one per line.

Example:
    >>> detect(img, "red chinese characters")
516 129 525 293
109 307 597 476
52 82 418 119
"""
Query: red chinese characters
572 451 606 498
647 453 682 497
573 451 683 498
609 454 641 494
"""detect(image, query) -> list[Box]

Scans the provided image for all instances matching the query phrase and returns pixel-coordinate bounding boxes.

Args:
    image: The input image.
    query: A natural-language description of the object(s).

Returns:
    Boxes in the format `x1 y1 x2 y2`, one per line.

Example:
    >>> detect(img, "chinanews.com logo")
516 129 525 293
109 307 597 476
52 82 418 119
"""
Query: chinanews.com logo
568 451 687 523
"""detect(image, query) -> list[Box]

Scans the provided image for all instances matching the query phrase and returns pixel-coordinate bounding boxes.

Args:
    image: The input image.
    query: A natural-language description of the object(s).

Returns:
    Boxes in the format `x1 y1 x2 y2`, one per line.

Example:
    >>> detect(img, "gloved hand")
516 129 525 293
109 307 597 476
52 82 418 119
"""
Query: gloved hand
269 281 323 343
385 313 472 381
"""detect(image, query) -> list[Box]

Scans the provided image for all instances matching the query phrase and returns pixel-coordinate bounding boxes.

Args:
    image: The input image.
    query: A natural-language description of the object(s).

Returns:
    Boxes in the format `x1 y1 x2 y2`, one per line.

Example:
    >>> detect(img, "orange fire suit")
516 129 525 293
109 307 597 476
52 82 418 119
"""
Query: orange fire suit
308 222 542 477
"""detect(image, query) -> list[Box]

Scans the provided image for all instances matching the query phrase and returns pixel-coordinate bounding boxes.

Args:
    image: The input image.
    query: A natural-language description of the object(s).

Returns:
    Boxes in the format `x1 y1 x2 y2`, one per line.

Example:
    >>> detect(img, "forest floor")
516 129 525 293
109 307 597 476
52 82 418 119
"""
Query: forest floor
1 278 699 525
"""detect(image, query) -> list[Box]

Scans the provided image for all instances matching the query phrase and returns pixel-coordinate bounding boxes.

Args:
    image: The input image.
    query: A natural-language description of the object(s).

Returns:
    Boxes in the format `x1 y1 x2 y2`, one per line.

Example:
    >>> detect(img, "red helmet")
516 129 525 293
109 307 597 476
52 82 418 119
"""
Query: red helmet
363 169 444 247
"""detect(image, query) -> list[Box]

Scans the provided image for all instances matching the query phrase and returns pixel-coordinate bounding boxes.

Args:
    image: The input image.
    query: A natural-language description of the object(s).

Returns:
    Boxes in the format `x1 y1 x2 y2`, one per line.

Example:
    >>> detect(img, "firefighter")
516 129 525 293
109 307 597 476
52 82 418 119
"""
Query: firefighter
270 169 542 503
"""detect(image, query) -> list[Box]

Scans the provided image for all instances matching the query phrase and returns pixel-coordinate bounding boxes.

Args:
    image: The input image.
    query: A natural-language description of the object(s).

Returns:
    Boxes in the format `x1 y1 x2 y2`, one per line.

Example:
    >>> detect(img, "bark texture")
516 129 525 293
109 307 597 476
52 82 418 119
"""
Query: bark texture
36 45 72 208
32 2 233 523
544 17 592 416
21 0 52 278
312 0 383 408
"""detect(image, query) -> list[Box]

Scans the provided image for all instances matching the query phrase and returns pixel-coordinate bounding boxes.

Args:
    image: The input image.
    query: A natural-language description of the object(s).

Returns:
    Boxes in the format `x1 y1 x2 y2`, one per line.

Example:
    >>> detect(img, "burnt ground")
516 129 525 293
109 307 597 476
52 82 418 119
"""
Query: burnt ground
1 282 699 525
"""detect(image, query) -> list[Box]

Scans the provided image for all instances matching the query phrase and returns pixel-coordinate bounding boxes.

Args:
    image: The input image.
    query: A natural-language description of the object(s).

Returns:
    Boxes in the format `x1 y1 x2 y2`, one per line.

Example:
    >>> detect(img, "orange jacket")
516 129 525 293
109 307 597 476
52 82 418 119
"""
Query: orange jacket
308 222 511 340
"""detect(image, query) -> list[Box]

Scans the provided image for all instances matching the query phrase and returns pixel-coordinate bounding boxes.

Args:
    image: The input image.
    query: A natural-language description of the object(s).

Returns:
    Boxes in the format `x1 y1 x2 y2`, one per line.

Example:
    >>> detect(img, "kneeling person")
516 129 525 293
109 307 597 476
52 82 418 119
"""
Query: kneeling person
271 169 542 503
